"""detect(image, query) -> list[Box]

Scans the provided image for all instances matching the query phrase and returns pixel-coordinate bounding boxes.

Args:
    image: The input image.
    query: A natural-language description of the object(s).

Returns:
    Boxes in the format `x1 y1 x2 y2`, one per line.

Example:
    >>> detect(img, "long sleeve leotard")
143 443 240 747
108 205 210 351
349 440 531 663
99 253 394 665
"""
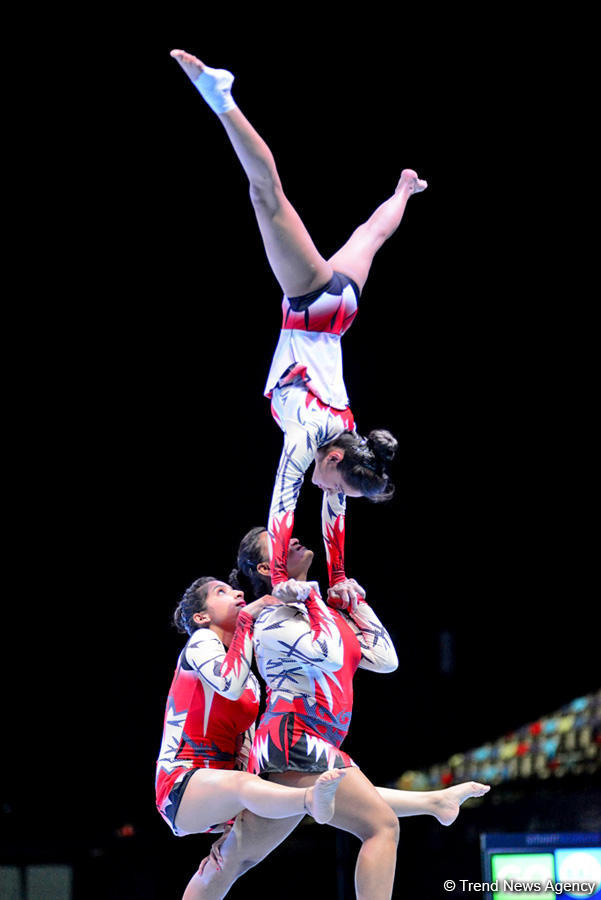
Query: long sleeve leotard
264 271 360 591
248 587 397 775
156 611 260 833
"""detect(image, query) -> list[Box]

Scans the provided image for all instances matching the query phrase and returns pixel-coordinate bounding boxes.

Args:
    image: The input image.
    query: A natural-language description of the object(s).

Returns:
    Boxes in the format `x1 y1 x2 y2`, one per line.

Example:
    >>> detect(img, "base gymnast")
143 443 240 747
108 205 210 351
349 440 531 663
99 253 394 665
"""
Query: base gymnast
170 48 426 608
156 581 346 850
179 529 490 900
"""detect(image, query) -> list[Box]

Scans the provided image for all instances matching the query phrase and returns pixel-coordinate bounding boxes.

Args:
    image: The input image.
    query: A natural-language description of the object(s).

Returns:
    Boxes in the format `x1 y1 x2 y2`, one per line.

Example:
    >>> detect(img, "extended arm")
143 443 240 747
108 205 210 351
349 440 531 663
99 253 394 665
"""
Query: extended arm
322 489 348 587
184 610 255 699
269 389 355 595
267 406 320 590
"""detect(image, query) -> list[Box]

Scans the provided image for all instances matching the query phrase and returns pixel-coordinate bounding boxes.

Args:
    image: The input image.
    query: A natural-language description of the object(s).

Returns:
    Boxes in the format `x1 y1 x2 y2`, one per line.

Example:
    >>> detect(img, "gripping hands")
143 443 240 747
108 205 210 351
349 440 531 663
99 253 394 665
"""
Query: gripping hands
326 578 366 614
272 578 320 603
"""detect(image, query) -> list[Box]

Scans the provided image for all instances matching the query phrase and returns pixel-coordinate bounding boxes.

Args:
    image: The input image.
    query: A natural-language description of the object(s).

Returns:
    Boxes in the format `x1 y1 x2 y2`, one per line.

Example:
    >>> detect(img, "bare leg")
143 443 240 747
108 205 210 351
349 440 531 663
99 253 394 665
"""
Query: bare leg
328 169 428 293
183 811 304 900
170 49 333 298
175 768 344 836
270 769 399 900
375 781 490 826
183 778 490 898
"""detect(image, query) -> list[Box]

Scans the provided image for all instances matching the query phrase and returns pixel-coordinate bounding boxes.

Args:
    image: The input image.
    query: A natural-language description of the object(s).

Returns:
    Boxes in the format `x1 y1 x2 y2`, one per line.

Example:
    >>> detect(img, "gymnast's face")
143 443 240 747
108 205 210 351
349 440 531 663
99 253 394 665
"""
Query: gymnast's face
312 450 363 497
193 581 246 629
257 530 314 581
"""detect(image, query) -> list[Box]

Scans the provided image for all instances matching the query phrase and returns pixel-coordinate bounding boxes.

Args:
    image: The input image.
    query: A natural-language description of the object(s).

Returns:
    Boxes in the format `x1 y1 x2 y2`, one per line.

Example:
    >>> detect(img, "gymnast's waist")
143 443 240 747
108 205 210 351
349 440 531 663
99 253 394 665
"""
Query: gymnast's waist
260 700 353 736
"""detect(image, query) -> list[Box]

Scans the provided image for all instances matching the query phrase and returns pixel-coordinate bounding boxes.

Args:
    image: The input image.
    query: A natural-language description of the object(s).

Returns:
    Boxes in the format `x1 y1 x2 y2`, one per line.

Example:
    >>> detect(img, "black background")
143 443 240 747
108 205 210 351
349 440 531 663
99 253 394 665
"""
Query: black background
5 21 598 899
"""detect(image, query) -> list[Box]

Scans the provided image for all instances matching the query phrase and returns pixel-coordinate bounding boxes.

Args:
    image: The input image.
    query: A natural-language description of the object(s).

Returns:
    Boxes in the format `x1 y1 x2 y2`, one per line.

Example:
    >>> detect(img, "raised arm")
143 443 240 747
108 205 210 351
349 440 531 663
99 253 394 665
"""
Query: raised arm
322 489 348 587
184 610 255 700
267 406 320 592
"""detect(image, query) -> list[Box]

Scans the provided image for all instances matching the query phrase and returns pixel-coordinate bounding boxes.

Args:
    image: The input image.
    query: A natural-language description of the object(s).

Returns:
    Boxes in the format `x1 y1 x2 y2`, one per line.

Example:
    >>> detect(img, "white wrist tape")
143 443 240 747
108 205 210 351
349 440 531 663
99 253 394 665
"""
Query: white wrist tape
273 579 318 604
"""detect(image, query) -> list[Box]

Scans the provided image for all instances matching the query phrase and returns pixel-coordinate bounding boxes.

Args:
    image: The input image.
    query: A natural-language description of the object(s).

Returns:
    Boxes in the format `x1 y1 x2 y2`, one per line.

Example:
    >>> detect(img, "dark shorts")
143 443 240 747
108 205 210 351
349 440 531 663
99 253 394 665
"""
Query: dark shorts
156 765 198 836
156 765 234 837
248 712 358 776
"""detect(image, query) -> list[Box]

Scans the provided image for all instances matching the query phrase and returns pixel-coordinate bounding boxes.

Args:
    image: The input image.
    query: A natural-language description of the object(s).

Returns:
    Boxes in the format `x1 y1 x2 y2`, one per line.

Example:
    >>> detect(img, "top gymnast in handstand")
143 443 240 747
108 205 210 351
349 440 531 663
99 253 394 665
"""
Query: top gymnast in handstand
170 48 427 605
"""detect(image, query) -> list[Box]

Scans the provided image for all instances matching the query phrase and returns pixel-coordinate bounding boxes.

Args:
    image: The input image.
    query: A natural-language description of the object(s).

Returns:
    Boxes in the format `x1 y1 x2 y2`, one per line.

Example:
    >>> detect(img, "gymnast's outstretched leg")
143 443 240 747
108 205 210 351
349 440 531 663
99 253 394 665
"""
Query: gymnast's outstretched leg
327 168 427 294
174 767 344 836
170 49 427 301
182 780 490 898
170 48 333 299
375 780 490 826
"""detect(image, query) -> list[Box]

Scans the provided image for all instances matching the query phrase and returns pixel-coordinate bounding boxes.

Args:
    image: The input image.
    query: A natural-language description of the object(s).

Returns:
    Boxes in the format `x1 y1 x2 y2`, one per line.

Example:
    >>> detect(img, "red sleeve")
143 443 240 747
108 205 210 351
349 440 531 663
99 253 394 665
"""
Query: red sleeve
321 490 347 586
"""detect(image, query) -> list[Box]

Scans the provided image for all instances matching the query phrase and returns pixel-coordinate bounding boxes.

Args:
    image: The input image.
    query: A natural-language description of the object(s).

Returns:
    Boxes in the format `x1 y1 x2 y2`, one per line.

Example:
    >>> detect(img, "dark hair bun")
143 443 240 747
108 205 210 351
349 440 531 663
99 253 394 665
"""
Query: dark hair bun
228 567 243 591
173 605 187 634
367 429 398 463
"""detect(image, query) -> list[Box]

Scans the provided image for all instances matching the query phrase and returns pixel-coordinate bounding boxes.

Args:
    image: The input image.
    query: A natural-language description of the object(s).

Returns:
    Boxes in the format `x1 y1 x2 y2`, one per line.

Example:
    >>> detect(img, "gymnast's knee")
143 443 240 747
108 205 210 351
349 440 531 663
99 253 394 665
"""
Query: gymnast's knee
381 812 400 846
365 807 400 846
218 838 265 878
249 178 283 215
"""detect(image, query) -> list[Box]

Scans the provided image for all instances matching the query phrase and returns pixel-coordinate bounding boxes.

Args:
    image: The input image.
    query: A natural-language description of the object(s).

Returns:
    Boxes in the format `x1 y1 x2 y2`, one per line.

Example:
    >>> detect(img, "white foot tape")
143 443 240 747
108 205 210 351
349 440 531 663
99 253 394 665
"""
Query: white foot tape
192 65 237 114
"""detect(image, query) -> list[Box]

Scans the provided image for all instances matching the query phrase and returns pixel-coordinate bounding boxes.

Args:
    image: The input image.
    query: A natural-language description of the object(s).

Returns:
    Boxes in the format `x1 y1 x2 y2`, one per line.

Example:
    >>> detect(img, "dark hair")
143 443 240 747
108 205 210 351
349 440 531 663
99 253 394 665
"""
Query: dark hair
229 526 269 600
173 576 218 636
322 429 398 502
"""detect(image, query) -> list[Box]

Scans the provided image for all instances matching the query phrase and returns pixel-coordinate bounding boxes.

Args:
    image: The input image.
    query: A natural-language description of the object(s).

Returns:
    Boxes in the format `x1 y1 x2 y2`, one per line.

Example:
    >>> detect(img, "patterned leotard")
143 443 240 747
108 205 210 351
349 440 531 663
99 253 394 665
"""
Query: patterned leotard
264 271 360 591
248 587 398 775
156 610 260 835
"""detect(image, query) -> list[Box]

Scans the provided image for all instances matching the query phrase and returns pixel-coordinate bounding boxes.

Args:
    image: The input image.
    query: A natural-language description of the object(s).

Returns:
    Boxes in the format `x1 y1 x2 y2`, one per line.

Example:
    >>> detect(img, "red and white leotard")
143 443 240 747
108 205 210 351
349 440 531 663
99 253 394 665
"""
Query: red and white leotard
248 586 398 775
155 610 260 835
264 271 359 409
264 271 360 591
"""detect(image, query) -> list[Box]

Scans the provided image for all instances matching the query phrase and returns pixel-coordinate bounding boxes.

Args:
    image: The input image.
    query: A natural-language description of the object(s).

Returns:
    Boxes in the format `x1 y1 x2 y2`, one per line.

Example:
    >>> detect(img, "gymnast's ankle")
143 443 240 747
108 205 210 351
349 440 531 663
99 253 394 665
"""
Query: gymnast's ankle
193 65 237 115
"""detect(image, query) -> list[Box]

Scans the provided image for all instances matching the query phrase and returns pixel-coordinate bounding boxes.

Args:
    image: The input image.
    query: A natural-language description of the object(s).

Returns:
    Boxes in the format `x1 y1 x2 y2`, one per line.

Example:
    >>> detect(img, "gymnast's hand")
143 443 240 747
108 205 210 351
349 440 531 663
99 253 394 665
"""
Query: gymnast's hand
198 824 233 874
272 578 316 604
243 595 283 619
327 578 366 614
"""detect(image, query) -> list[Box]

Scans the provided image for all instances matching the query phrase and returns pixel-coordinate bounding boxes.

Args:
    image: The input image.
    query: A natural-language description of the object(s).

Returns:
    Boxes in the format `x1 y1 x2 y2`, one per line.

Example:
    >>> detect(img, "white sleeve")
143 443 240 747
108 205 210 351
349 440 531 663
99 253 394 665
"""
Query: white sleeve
343 599 398 673
254 589 344 673
269 411 319 521
268 412 320 588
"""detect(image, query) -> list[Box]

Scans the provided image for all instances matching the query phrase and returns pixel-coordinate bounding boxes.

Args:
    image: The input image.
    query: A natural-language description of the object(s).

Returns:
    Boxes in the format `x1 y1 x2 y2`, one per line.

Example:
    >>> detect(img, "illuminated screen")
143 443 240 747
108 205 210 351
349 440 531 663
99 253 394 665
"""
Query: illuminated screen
491 852 555 899
481 834 601 900
555 849 601 898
